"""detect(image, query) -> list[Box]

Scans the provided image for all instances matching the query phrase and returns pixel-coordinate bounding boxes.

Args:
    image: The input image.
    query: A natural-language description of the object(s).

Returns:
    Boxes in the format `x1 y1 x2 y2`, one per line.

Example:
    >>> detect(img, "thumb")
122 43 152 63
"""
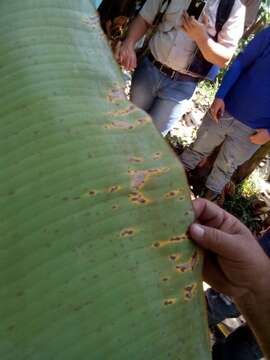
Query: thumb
189 223 239 259
202 14 208 25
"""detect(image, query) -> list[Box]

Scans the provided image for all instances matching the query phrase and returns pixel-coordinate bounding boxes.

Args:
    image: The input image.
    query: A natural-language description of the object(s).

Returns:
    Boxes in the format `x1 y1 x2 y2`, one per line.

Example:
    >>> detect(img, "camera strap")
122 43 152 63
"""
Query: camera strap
215 0 236 36
152 0 172 27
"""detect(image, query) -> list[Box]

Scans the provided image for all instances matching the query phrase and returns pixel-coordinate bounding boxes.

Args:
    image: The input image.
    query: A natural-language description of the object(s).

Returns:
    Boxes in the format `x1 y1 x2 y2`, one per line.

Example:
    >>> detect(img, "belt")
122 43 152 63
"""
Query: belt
147 52 199 83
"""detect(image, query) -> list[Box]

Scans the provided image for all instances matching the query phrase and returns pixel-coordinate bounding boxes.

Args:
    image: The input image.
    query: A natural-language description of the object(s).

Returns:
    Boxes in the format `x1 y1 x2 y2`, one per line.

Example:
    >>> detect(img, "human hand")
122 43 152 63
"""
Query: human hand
116 40 137 71
181 11 208 42
189 198 270 300
250 129 270 145
210 98 225 123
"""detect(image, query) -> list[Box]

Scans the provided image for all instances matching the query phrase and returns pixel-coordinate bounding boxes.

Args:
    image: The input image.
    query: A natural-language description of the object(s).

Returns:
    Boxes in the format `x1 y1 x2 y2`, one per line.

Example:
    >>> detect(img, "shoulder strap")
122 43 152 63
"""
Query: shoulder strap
152 0 172 27
215 0 236 34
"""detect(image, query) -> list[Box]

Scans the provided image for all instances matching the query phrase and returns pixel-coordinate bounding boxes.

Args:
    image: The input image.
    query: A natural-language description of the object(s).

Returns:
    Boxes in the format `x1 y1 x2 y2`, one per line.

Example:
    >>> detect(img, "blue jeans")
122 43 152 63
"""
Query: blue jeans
130 57 198 136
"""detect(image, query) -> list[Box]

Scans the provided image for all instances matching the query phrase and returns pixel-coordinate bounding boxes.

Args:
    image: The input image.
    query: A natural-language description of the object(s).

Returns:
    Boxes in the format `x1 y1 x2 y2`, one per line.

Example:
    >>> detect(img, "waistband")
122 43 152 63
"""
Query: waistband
147 53 199 83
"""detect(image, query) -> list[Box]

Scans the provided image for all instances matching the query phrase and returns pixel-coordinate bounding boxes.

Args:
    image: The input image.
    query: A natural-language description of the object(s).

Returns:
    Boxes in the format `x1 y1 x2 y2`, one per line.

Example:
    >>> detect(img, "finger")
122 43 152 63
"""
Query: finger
192 198 226 228
192 198 245 233
189 223 246 260
133 54 137 70
210 107 218 122
220 103 225 117
189 16 197 25
181 15 188 31
202 14 209 25
182 12 192 30
119 50 124 65
114 42 121 61
126 56 132 71
203 254 238 297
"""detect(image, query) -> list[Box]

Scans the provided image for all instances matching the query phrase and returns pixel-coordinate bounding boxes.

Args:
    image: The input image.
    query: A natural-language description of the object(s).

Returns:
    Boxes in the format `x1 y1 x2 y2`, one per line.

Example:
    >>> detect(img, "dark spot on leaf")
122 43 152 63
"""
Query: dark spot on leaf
176 252 198 273
128 156 144 163
129 191 149 205
108 185 121 193
120 228 135 237
164 299 176 306
184 283 197 301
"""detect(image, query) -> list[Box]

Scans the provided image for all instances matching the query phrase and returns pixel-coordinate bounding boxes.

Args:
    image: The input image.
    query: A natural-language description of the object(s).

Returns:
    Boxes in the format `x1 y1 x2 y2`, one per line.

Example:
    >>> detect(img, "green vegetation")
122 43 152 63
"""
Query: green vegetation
224 178 262 234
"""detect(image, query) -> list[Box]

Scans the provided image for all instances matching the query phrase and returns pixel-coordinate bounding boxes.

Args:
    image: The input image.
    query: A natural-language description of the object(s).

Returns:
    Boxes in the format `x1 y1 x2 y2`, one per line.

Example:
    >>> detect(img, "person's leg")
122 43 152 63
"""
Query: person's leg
148 97 190 136
149 76 197 136
180 112 231 171
130 57 159 113
206 118 260 194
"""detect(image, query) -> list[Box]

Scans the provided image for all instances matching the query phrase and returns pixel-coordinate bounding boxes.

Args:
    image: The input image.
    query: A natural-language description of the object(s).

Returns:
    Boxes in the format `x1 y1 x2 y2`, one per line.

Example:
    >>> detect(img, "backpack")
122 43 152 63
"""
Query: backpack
188 0 236 80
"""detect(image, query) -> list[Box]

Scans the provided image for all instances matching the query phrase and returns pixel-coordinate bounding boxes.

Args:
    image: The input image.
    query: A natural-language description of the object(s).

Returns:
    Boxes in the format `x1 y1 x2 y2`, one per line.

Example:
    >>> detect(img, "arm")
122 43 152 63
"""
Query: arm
124 15 150 49
216 28 270 100
235 286 270 359
215 59 242 99
212 28 270 121
182 1 246 68
117 15 150 70
117 0 160 70
181 12 233 67
189 198 270 358
211 58 243 121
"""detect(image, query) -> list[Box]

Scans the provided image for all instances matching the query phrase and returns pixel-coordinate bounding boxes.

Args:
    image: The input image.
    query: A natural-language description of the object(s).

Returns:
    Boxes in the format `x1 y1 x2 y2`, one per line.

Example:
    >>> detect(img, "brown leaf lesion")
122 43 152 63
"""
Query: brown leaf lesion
169 253 181 262
129 167 169 190
120 228 136 237
175 251 199 273
184 283 198 301
107 85 126 103
107 185 121 193
152 233 189 248
128 191 150 205
164 298 177 306
164 188 186 200
153 152 162 161
104 120 134 130
128 156 144 164
107 105 137 117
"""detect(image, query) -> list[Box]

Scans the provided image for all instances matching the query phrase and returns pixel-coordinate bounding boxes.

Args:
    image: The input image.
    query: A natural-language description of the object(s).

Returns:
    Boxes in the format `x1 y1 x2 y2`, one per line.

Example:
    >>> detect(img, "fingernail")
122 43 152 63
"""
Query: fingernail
191 224 205 239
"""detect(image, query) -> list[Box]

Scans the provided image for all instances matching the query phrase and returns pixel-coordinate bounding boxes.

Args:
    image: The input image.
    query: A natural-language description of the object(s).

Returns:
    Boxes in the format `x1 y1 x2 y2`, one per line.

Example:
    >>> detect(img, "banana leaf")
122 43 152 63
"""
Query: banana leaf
0 1 210 358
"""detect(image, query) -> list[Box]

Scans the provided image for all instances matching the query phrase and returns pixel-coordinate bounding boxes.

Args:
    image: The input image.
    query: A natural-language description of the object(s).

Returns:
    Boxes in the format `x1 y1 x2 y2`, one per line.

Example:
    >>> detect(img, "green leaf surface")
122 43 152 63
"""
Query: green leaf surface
0 1 210 359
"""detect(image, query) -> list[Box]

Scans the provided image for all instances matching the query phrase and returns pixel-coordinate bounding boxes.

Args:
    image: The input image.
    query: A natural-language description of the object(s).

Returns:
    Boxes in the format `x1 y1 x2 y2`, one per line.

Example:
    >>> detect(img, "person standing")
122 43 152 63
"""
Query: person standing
180 27 270 201
118 0 246 136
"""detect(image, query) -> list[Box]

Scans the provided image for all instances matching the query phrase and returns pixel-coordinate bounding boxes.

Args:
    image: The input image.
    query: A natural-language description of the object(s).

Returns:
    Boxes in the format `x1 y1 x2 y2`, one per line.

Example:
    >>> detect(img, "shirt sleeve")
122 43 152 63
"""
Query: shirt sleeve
216 27 270 100
216 59 243 99
140 0 163 25
217 0 245 51
237 27 270 68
